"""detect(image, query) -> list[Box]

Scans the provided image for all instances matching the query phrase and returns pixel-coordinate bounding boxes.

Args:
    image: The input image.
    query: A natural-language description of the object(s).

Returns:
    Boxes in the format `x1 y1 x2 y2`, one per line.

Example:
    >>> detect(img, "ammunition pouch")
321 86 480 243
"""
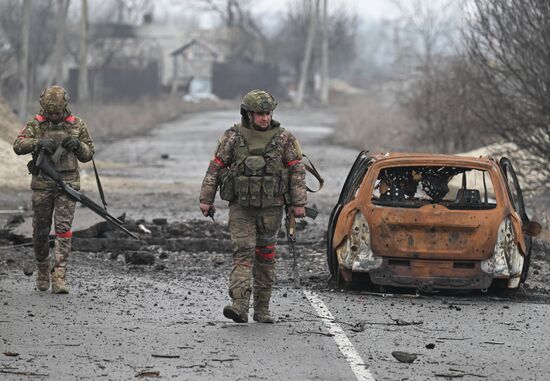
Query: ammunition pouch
219 168 236 202
230 172 288 208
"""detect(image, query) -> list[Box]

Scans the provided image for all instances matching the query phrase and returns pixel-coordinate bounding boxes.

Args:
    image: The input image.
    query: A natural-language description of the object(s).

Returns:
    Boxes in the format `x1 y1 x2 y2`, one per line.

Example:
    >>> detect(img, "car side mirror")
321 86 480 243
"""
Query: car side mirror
523 221 542 237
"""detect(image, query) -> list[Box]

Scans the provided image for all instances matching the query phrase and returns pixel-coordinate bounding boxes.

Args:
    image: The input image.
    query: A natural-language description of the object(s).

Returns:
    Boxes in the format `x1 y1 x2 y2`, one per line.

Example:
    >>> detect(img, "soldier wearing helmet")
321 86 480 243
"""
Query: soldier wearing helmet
199 89 307 324
13 85 95 294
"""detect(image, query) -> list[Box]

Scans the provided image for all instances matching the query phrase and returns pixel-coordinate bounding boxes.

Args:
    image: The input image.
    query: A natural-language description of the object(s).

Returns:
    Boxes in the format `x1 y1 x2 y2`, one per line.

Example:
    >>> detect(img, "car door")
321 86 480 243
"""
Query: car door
499 157 531 281
326 151 372 277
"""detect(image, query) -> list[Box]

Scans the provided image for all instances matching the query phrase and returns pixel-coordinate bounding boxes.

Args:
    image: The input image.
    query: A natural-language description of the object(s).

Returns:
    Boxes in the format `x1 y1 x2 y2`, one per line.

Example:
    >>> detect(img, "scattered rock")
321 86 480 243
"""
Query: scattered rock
6 215 24 227
153 218 168 226
154 264 166 271
392 351 417 364
425 343 435 349
23 262 34 276
124 251 155 265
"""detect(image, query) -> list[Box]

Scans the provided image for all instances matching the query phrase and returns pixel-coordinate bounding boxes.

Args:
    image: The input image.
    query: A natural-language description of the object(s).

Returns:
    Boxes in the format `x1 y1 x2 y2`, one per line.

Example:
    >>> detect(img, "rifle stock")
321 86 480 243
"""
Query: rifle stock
35 150 139 240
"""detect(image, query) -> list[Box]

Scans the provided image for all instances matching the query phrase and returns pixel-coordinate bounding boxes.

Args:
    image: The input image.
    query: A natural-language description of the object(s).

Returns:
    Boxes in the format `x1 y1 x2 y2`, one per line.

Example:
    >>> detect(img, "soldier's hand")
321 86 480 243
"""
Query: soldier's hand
200 203 215 217
61 136 80 152
292 206 306 218
36 138 58 154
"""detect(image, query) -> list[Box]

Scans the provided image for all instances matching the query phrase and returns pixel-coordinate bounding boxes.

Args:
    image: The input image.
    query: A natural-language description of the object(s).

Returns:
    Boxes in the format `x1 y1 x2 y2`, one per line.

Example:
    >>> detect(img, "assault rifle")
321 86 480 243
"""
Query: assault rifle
285 206 318 288
35 150 140 240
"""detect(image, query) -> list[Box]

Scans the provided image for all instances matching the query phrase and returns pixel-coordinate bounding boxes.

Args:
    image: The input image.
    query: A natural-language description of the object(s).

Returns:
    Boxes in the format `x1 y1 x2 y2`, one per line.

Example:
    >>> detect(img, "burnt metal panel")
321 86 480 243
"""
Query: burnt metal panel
330 154 534 289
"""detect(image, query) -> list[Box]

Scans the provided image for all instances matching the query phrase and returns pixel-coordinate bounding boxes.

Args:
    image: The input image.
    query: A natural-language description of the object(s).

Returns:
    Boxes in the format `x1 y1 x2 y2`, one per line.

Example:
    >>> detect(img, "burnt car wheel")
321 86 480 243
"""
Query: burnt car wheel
326 204 342 278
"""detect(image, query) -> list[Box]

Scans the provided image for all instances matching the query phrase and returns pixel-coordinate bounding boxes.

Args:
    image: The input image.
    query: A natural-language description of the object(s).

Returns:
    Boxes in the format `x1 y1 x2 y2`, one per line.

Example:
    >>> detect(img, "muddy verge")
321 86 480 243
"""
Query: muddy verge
2 214 549 299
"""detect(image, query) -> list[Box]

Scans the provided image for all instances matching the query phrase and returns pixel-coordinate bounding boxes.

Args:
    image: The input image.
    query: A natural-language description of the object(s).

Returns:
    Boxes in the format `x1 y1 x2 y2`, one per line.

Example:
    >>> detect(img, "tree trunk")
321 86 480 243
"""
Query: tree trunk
79 0 89 102
19 0 31 122
295 0 319 107
48 0 70 86
320 0 329 104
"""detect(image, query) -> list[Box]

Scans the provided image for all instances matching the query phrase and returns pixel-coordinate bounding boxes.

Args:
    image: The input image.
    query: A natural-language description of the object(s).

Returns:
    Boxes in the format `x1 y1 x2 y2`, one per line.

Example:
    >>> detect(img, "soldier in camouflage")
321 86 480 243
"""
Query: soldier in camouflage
13 85 95 294
199 90 307 324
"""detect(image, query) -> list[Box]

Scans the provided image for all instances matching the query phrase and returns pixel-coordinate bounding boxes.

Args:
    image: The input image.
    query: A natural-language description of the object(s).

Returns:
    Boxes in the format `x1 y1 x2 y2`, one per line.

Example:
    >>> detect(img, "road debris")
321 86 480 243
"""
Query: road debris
294 330 335 337
135 370 160 378
151 354 180 359
138 224 152 235
23 262 34 276
0 369 49 377
391 351 417 364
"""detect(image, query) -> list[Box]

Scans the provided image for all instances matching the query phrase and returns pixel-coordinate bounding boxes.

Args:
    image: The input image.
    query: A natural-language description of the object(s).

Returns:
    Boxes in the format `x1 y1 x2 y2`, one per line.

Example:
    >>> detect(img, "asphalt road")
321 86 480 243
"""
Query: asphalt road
2 109 550 380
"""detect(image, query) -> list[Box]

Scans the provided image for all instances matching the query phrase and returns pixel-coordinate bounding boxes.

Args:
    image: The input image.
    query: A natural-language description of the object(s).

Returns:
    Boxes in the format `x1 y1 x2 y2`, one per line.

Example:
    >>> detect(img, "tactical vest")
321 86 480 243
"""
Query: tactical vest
31 115 81 190
220 123 289 207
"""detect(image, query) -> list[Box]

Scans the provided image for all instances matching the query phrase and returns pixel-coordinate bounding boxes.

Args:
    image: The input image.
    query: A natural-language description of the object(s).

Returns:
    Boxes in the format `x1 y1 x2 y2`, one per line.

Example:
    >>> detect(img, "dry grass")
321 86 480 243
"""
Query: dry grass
0 96 22 143
72 97 234 143
0 96 234 190
332 96 412 153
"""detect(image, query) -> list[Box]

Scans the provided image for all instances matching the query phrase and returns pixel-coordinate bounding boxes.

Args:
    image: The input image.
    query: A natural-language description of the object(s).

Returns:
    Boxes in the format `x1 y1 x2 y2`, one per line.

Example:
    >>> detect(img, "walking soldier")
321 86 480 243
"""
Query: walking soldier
199 90 307 323
13 86 95 294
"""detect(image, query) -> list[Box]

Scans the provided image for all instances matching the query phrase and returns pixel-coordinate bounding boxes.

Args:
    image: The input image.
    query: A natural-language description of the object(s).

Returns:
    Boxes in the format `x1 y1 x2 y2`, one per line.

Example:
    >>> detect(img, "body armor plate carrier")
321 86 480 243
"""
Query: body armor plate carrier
220 123 289 207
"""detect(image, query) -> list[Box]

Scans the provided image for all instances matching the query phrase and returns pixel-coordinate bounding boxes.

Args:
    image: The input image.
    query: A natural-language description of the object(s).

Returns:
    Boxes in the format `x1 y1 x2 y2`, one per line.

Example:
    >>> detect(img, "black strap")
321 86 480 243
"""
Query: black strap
302 153 324 193
92 157 108 210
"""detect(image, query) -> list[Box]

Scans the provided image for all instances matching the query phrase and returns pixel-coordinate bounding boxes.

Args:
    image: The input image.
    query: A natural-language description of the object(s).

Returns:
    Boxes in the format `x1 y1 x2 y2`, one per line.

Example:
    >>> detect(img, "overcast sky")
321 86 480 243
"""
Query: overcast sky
157 0 401 27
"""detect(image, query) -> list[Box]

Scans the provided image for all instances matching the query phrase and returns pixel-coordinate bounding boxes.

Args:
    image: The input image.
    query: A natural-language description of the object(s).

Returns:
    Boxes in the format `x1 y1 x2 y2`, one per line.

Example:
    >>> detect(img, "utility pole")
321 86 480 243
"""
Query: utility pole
19 0 31 122
320 0 329 104
49 0 70 86
79 0 89 102
295 0 319 107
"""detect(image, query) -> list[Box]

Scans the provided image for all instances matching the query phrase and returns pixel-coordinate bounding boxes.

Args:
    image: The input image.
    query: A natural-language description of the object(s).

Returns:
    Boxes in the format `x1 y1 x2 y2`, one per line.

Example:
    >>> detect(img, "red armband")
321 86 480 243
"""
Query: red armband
286 159 301 167
213 157 226 168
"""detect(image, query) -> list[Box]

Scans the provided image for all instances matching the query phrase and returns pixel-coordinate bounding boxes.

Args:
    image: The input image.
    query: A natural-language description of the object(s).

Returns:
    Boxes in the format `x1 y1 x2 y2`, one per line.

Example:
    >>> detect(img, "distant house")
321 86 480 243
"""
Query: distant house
169 39 220 94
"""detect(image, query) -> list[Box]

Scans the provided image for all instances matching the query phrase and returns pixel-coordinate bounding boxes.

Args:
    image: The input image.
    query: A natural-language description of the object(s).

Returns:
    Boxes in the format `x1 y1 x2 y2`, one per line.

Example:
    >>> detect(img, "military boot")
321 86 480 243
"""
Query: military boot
51 236 70 294
51 267 69 294
35 257 51 291
253 289 274 323
223 288 251 323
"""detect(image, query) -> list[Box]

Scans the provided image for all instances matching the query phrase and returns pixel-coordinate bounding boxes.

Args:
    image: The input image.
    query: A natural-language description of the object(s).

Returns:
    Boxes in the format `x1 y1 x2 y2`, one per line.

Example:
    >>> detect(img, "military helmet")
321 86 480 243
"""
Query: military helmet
39 85 69 120
241 90 277 114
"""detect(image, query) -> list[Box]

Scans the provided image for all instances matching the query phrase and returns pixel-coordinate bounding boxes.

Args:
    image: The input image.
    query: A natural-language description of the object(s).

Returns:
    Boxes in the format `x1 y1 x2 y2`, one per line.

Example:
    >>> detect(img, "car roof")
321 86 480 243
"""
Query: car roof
370 152 499 169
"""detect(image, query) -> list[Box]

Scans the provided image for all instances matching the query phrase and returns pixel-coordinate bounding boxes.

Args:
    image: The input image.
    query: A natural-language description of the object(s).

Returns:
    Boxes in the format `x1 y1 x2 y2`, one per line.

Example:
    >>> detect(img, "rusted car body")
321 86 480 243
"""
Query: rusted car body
327 151 541 291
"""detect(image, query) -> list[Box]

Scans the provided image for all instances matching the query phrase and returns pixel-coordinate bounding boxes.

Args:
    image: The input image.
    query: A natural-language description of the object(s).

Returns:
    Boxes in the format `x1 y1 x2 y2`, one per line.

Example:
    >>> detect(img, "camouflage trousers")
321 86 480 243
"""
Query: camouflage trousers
228 204 283 301
32 189 76 266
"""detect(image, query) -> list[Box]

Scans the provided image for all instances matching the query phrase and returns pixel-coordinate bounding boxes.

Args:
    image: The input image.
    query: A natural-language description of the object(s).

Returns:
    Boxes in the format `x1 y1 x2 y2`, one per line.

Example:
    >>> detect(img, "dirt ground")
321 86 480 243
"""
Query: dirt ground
1 108 550 380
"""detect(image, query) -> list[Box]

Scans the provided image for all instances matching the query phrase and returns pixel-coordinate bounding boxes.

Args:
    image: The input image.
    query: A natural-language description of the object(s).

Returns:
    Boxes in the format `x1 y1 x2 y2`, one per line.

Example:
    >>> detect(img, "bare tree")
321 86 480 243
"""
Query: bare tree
19 0 31 122
465 0 550 186
295 0 319 107
79 0 89 102
404 54 489 153
320 0 329 104
391 0 463 152
195 0 268 62
48 0 70 86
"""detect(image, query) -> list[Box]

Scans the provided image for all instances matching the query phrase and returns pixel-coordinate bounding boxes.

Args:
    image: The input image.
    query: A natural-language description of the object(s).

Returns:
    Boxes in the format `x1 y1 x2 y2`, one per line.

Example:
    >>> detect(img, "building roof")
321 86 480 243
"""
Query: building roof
170 39 218 57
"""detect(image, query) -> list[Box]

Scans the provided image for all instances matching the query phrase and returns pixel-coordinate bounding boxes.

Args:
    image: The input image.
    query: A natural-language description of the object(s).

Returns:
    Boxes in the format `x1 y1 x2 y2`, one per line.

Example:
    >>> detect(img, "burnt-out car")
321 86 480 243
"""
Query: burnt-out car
327 151 542 292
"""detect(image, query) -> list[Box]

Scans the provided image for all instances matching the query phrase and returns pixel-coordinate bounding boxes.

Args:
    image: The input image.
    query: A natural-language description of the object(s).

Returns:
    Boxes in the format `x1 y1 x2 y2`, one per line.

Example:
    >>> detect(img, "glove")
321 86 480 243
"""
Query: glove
199 203 215 217
36 139 58 155
292 206 306 218
61 136 80 152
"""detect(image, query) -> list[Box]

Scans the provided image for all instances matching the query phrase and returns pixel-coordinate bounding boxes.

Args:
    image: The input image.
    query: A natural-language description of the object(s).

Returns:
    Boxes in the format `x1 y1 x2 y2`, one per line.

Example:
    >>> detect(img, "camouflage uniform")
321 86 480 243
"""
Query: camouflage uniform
200 90 307 323
13 86 94 293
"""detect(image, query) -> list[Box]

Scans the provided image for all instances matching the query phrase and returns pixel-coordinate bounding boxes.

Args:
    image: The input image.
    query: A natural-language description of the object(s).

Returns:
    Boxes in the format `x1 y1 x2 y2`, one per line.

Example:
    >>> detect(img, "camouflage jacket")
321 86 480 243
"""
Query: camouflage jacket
200 119 307 207
13 113 95 190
